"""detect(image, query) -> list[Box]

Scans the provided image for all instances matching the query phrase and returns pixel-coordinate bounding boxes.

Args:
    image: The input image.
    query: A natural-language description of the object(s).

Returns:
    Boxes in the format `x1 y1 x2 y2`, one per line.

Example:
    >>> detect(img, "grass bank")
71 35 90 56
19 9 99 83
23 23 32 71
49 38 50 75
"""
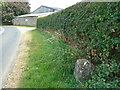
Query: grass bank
37 2 120 88
19 29 79 88
1 24 35 28
19 29 119 88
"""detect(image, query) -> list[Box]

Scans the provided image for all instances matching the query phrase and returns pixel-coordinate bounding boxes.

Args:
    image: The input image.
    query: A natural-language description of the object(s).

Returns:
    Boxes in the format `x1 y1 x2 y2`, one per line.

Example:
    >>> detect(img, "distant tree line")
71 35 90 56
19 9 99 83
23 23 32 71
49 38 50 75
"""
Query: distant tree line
0 2 30 25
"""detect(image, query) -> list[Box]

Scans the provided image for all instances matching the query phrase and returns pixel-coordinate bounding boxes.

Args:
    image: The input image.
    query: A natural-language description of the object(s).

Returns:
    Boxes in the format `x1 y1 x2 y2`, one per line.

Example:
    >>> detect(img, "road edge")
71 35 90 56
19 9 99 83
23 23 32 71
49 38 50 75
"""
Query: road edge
0 27 5 35
4 32 31 88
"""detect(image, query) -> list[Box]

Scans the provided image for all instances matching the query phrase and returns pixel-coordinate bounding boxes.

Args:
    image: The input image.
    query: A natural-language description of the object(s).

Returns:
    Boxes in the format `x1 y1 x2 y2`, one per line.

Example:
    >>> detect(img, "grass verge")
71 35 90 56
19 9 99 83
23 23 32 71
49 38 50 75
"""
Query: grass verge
2 24 36 28
18 29 79 88
4 32 31 88
11 25 36 28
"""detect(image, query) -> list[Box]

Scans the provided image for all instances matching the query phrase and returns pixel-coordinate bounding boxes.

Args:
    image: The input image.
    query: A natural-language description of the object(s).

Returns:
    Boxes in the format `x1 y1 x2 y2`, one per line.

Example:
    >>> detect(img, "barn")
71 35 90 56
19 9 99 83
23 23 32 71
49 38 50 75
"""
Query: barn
13 5 62 26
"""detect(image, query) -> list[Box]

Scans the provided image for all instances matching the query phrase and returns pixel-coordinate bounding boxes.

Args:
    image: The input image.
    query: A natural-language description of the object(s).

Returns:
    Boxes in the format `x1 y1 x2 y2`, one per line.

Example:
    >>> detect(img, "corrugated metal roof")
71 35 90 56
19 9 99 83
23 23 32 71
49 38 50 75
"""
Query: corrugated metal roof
31 5 62 14
17 12 55 18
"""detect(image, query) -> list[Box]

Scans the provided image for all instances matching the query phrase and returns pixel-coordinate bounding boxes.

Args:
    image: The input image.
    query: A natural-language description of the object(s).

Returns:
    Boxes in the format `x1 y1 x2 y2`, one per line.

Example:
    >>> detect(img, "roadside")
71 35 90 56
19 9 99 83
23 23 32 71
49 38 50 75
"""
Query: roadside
0 26 35 89
18 29 78 88
6 25 36 28
4 32 32 88
0 27 4 35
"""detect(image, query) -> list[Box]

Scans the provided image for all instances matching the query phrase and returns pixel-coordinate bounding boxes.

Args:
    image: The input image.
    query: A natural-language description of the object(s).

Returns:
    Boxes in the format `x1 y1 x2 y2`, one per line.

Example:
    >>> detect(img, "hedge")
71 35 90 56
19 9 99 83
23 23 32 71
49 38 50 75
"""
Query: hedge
37 2 120 88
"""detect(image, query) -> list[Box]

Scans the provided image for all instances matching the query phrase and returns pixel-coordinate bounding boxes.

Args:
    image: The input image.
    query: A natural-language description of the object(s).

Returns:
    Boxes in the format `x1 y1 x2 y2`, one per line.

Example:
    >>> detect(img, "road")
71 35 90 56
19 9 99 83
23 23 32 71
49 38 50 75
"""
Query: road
0 26 35 88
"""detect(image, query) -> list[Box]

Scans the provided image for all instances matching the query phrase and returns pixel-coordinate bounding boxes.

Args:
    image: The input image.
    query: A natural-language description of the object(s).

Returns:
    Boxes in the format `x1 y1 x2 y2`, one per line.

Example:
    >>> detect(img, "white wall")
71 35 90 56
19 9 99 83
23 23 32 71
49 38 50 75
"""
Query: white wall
13 16 38 26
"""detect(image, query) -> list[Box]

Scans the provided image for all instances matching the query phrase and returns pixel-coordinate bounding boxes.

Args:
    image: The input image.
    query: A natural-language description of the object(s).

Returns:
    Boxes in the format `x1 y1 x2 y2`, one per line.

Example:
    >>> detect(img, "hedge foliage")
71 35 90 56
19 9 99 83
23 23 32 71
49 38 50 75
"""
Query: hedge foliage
37 2 120 88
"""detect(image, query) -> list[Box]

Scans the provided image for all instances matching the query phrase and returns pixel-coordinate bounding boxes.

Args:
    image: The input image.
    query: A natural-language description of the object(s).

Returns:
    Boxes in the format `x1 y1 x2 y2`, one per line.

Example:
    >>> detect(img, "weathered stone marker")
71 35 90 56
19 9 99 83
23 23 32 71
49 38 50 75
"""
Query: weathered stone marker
74 59 94 82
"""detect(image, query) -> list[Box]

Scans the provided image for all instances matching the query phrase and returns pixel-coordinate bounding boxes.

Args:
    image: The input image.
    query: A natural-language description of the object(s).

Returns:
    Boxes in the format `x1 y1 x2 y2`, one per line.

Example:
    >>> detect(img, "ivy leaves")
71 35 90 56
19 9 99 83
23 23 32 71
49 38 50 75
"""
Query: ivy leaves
37 2 120 88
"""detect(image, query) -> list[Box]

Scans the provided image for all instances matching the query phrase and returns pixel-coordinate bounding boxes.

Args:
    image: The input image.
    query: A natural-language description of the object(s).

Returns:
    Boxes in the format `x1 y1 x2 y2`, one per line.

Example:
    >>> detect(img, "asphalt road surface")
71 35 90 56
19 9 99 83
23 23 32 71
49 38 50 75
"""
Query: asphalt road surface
0 26 35 88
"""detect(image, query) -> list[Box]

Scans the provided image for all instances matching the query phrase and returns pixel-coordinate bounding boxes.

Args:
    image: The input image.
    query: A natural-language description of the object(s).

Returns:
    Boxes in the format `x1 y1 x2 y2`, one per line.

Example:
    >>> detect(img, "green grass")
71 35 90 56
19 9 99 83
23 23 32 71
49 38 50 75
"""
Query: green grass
18 29 120 88
19 29 79 88
36 2 120 88
11 25 36 28
2 24 36 28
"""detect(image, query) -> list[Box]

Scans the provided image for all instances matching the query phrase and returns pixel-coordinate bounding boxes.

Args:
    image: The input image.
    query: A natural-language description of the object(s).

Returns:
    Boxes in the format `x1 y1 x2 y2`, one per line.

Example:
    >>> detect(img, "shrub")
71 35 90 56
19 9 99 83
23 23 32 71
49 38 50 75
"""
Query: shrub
37 2 120 88
1 2 29 25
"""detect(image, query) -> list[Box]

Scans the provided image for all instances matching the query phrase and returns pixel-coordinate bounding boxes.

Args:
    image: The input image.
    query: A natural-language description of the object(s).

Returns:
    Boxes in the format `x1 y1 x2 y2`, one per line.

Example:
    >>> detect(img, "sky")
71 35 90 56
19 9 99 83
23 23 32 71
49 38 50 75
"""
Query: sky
29 0 82 12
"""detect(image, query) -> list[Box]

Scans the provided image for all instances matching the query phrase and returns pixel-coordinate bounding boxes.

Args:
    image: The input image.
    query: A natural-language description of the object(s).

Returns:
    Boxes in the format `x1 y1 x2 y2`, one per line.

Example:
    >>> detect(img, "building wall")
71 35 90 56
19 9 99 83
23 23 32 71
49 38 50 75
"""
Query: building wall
13 5 61 26
13 16 38 26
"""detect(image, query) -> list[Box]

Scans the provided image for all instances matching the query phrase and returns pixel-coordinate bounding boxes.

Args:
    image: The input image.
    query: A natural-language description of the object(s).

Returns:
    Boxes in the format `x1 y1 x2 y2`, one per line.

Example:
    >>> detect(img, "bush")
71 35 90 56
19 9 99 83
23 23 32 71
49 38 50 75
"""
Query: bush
37 2 120 88
1 2 29 25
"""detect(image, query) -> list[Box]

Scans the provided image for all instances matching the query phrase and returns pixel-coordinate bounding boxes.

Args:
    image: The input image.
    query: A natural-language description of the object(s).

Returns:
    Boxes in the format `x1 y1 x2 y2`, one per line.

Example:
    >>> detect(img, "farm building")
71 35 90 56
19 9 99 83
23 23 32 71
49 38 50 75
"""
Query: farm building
13 12 55 26
13 5 62 26
32 5 62 14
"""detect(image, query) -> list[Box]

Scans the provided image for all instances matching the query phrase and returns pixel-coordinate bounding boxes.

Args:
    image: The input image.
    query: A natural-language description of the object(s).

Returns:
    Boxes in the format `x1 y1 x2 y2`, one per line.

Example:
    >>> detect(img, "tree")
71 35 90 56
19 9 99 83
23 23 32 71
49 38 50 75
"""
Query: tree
1 2 30 25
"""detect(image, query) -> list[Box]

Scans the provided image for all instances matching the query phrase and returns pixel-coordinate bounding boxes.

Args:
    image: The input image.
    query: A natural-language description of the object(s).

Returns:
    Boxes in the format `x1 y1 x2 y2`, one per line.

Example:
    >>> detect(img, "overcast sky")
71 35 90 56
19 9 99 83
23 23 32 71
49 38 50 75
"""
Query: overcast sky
29 0 82 12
